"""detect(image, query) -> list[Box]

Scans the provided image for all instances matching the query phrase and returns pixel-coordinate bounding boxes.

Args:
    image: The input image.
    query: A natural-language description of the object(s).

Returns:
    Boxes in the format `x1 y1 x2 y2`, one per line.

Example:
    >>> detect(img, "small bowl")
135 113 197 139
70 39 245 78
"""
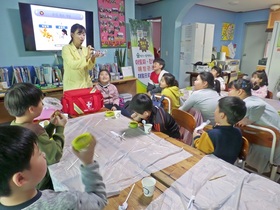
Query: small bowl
72 132 93 151
129 121 138 128
105 111 114 117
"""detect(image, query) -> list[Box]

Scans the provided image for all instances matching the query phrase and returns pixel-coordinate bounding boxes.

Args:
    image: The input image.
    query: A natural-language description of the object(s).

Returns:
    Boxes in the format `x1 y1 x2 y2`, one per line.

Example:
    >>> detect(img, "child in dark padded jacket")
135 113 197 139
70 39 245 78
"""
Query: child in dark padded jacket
130 93 180 139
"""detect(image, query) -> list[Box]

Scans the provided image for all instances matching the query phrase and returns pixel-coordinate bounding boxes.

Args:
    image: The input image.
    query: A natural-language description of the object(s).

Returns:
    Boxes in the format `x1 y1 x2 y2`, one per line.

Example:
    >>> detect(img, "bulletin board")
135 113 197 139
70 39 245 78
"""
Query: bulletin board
97 0 126 48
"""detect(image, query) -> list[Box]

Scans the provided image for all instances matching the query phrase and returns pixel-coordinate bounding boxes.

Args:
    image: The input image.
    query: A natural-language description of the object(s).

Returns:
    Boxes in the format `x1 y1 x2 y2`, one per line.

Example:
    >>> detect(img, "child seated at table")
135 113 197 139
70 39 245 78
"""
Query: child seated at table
95 69 130 117
147 58 168 96
159 73 180 112
211 66 226 91
130 93 180 139
95 69 120 111
251 70 268 98
193 96 247 164
4 83 67 190
0 126 107 209
228 78 280 173
179 72 221 125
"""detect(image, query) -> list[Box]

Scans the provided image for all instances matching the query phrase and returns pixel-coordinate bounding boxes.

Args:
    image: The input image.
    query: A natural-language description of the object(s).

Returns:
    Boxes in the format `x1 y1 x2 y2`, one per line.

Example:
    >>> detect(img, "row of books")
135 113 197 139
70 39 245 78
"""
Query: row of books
0 66 63 88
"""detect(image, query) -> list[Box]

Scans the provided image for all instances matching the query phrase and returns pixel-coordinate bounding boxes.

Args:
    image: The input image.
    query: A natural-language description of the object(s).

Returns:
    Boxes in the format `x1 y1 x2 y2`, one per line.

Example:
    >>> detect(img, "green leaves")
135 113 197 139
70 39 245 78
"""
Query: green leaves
115 48 126 68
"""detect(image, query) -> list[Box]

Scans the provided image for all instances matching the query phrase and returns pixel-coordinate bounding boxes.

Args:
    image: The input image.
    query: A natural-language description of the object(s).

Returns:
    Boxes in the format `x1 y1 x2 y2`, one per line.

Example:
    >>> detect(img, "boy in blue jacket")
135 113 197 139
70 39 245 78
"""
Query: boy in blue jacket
193 96 247 164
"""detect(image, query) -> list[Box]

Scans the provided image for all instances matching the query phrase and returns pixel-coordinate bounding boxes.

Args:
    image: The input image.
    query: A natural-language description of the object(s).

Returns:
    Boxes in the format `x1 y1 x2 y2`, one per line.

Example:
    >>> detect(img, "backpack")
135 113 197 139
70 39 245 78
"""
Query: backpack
152 94 165 108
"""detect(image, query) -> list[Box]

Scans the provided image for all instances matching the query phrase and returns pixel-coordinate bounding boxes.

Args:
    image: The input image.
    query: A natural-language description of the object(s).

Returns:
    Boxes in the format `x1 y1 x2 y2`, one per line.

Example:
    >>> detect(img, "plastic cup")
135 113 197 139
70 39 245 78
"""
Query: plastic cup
114 110 121 118
129 121 138 128
144 123 153 134
141 177 156 197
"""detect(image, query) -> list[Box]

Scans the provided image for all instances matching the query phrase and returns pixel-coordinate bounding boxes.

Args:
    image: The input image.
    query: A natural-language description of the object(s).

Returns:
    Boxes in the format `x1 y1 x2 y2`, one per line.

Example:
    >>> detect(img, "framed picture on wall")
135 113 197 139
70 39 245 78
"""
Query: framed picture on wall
221 22 235 41
97 0 126 48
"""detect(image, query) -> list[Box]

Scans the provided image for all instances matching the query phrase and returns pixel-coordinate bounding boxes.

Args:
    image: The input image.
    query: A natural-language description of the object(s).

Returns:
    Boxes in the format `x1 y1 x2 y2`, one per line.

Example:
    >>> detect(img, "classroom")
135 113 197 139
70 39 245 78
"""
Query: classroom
0 0 280 209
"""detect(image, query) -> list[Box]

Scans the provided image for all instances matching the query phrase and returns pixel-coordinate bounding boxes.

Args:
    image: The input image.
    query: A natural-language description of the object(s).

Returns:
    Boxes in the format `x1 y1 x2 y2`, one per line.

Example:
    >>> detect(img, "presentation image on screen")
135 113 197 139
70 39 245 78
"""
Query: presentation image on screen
19 3 93 51
30 5 86 51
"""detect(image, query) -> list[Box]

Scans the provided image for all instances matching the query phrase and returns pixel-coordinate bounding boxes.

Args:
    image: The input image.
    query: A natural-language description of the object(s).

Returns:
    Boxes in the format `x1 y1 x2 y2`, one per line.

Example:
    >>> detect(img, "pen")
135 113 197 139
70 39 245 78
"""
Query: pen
209 174 226 181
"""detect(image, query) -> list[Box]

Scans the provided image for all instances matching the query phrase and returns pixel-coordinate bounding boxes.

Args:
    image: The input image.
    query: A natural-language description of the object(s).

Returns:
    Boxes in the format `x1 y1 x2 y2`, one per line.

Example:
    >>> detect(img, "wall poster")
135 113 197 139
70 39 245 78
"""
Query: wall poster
221 22 235 41
129 19 154 92
97 0 126 48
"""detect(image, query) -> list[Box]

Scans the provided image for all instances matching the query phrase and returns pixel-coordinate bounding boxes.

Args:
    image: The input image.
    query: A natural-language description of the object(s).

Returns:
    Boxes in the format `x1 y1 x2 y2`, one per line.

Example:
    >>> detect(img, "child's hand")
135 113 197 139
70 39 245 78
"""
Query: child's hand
236 117 252 127
147 91 152 97
193 130 204 138
72 136 97 166
111 106 117 111
50 111 67 127
131 113 141 122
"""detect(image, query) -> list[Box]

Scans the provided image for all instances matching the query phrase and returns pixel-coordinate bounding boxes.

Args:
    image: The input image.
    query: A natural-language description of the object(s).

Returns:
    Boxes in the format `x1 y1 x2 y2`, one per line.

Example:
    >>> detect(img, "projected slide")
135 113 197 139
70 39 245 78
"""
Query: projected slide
31 5 86 51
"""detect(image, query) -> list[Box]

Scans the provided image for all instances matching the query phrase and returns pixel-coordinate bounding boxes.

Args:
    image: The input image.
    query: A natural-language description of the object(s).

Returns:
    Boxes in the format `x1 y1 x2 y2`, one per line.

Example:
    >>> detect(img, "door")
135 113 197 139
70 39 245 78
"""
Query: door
145 17 162 58
241 22 267 76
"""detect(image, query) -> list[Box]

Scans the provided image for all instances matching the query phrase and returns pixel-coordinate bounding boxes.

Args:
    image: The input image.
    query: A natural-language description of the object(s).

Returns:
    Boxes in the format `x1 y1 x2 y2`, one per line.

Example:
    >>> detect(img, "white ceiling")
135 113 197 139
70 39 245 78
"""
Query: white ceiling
136 0 280 12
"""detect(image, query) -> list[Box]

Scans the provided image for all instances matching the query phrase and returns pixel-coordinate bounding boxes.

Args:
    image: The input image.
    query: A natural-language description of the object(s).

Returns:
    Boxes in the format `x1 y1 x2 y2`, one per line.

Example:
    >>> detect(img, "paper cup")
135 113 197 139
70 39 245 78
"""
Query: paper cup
114 110 121 118
141 177 156 197
144 123 153 134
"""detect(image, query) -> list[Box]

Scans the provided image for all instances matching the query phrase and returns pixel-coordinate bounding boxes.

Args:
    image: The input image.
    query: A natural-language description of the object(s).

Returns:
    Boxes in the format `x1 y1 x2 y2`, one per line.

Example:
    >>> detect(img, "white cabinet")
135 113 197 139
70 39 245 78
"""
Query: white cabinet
179 23 214 88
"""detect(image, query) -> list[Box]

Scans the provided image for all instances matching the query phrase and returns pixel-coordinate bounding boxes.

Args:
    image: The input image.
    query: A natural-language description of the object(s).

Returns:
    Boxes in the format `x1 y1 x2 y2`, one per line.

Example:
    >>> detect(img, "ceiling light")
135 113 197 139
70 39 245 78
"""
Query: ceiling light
228 1 239 6
270 4 280 11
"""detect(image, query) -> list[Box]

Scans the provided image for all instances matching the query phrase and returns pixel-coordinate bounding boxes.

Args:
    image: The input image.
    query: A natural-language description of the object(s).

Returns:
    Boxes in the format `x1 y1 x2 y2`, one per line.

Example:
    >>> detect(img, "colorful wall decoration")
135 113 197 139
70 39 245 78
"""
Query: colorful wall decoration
221 22 235 41
97 0 126 48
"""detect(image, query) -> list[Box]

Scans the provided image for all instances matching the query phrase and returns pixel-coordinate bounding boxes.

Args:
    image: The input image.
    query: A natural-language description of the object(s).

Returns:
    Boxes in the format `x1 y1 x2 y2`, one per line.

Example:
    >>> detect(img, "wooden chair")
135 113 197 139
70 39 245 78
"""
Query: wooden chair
224 71 238 91
236 136 250 169
172 108 196 134
238 124 280 181
266 90 273 99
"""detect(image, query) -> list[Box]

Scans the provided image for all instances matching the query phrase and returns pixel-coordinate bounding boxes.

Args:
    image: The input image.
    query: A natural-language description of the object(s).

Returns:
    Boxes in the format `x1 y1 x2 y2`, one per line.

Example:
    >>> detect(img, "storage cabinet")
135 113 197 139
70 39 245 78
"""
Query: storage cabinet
179 23 215 87
267 9 280 31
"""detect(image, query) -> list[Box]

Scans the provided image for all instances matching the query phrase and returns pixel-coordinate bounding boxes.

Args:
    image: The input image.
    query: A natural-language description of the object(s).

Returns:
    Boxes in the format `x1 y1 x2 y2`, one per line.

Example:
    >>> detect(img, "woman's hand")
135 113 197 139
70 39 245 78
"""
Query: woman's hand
86 45 94 60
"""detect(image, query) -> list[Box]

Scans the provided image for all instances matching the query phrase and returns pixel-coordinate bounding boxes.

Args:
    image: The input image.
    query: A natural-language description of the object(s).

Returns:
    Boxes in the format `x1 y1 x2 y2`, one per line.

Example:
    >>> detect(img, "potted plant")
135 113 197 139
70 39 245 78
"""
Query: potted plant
115 48 126 74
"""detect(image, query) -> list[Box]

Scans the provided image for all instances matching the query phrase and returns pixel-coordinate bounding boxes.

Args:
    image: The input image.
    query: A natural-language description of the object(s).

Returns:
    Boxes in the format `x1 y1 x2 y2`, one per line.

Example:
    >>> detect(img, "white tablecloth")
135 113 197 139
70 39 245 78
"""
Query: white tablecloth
49 112 192 197
147 155 280 209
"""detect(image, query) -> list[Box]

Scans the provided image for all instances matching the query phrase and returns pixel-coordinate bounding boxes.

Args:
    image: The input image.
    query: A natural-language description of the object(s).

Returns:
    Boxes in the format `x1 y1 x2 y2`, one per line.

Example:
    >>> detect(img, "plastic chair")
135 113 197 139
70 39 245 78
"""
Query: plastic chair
236 136 250 169
172 109 196 134
151 95 171 114
238 124 280 181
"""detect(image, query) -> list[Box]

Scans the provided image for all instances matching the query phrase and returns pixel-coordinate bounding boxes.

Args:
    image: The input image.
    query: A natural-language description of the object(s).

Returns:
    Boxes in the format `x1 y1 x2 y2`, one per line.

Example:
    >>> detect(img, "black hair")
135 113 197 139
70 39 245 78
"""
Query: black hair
212 66 222 77
228 79 252 96
4 83 44 117
251 70 268 89
69 23 86 44
62 29 68 35
153 58 165 69
199 72 221 94
162 73 178 87
98 69 111 82
218 96 247 125
0 126 37 196
129 93 153 114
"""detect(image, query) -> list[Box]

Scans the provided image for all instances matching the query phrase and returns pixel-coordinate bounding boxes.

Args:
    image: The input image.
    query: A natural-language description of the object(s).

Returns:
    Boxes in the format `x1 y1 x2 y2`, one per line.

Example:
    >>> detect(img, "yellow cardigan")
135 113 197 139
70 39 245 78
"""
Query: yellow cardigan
62 43 95 91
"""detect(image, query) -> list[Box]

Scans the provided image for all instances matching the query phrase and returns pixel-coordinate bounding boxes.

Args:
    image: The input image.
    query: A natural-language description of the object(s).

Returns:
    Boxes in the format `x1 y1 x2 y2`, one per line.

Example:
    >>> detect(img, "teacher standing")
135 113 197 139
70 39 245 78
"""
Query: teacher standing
62 24 101 91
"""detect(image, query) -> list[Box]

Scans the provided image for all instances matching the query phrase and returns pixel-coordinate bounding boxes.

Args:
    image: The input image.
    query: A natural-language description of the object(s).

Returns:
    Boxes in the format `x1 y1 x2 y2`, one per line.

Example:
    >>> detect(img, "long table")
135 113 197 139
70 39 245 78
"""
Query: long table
48 111 200 206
